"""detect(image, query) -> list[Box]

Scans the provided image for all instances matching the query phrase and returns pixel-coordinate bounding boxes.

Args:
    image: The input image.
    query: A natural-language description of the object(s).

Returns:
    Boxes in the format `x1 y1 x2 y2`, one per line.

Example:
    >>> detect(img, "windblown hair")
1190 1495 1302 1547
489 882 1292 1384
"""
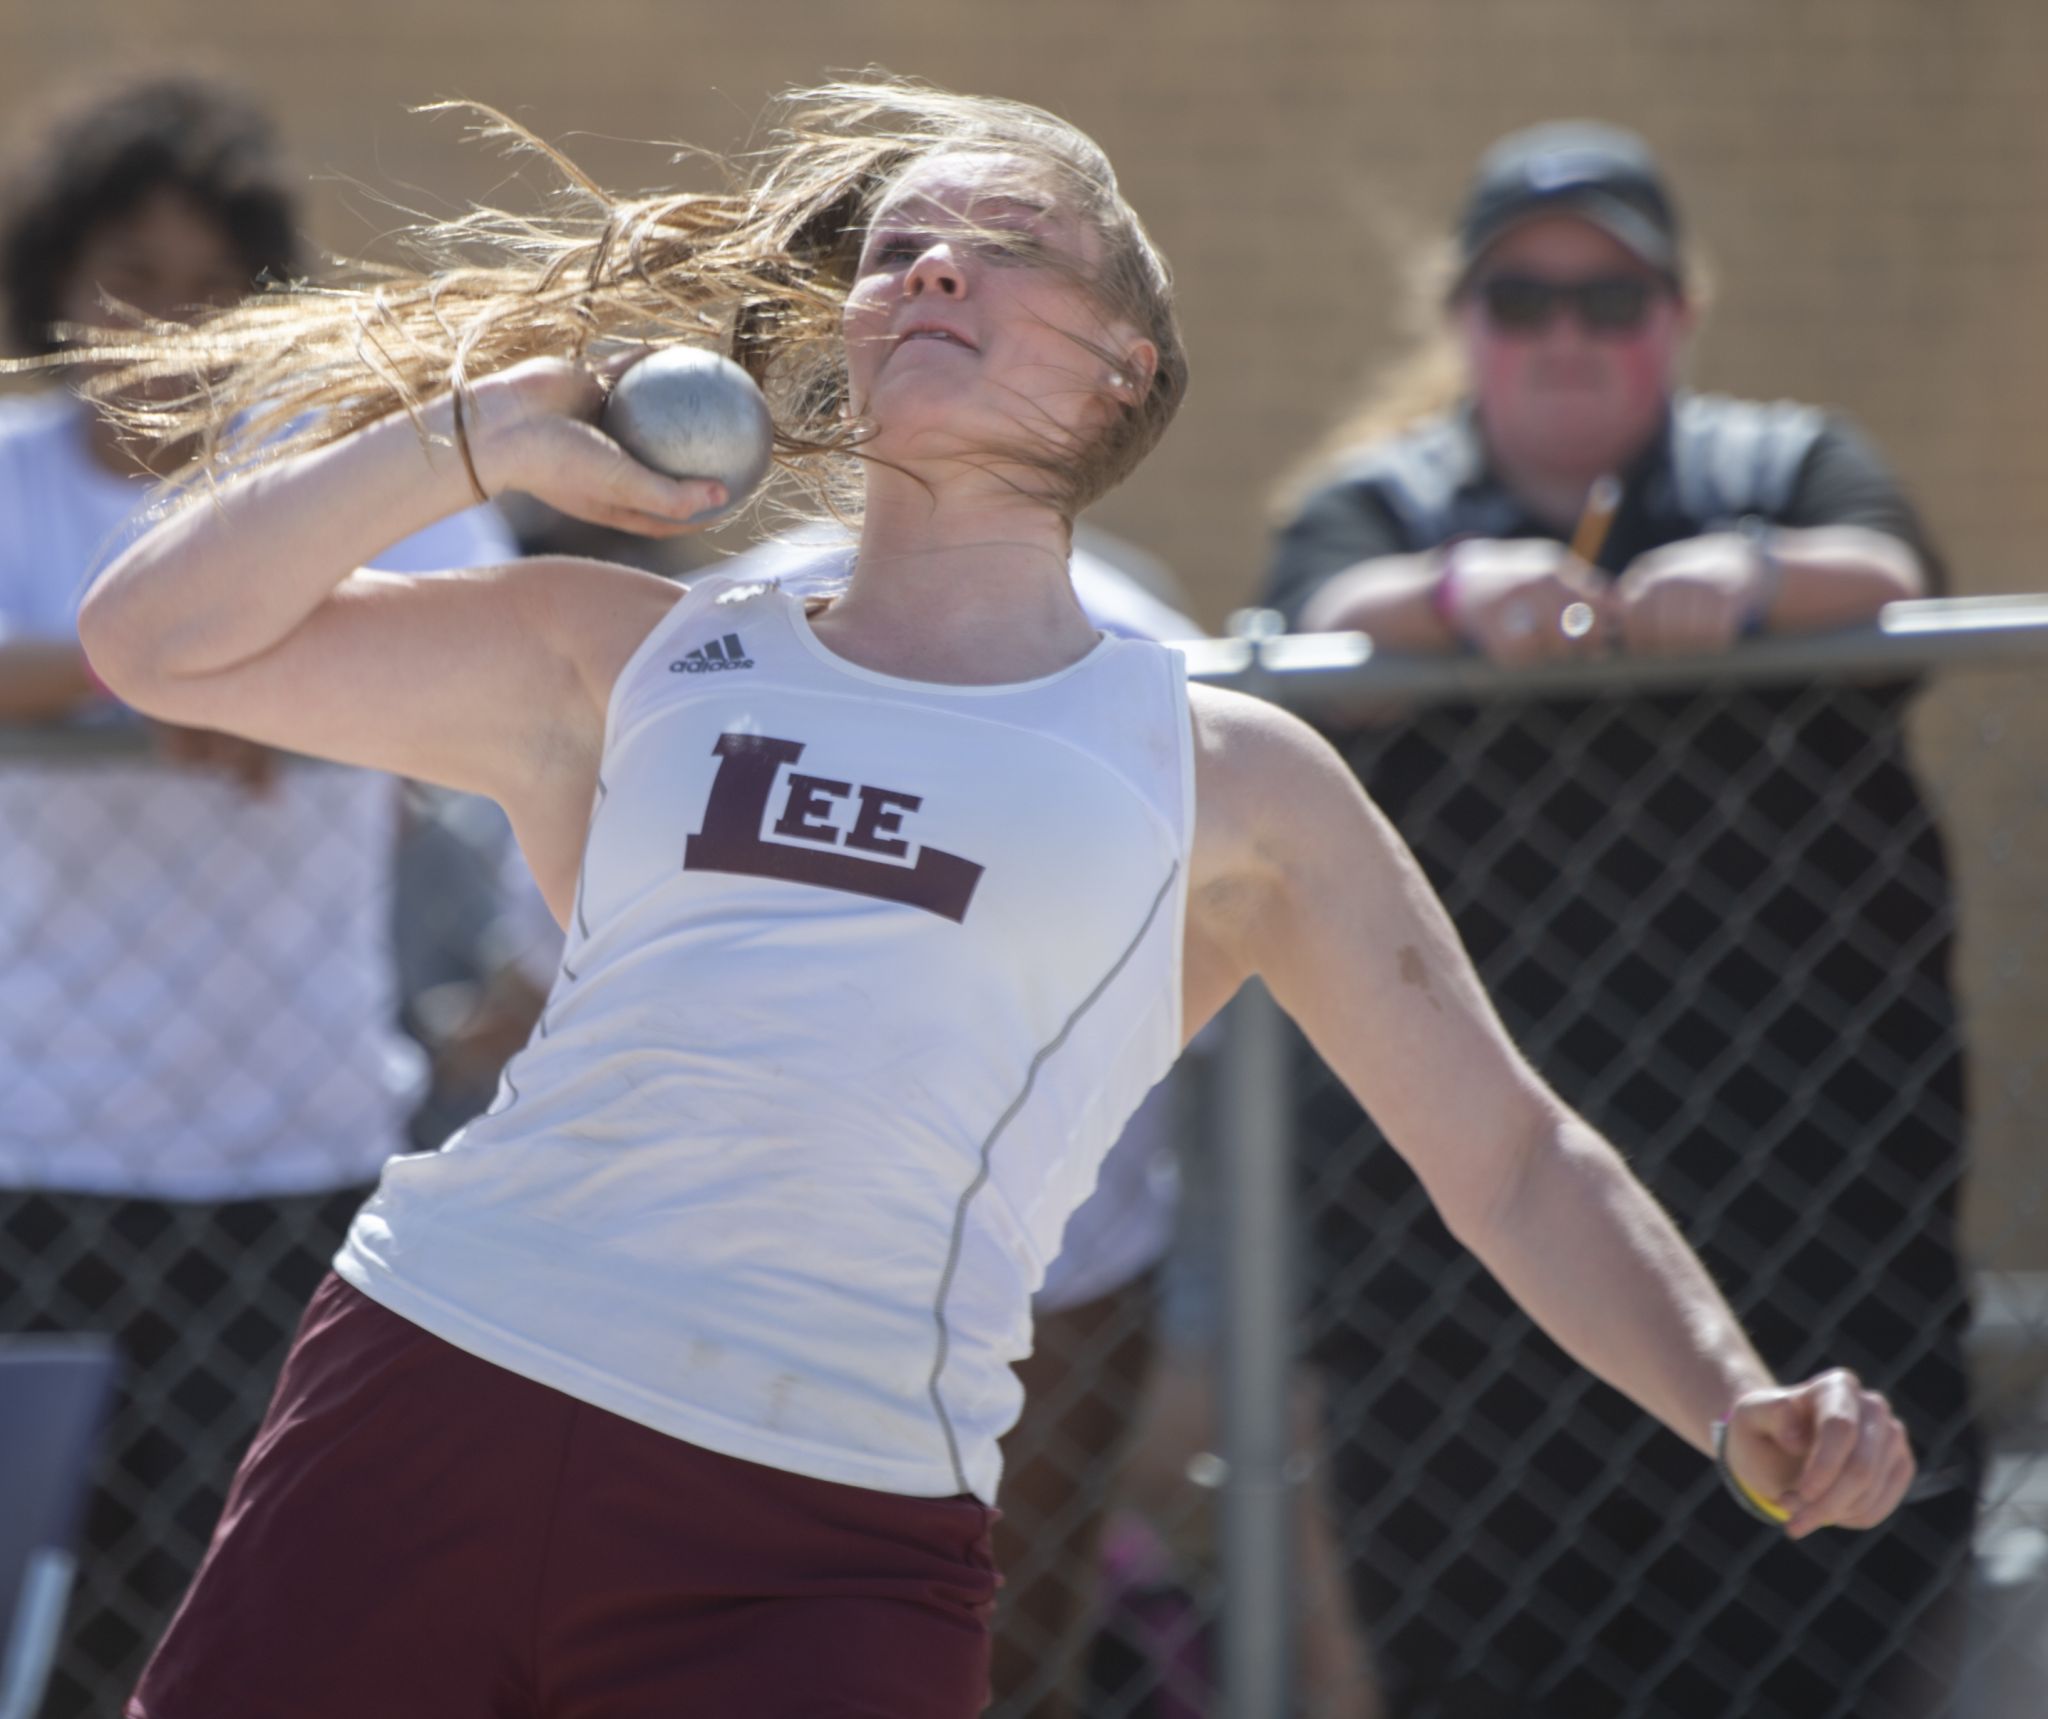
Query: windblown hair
50 77 1188 523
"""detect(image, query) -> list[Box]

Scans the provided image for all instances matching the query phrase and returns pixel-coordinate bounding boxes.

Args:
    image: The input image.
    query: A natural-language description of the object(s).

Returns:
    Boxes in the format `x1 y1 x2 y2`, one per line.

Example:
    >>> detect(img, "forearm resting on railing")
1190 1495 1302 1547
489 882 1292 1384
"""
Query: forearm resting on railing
1752 525 1928 632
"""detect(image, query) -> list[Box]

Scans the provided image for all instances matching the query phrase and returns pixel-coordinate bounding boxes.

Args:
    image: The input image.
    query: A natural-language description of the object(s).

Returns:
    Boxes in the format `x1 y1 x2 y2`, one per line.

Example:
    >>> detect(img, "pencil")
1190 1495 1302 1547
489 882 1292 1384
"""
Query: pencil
1570 474 1623 566
1558 475 1621 641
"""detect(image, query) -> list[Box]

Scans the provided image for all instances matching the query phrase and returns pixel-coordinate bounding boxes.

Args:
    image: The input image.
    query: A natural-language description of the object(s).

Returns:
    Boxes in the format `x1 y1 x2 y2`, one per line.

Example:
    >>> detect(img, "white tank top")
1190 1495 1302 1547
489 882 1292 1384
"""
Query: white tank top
337 572 1194 1501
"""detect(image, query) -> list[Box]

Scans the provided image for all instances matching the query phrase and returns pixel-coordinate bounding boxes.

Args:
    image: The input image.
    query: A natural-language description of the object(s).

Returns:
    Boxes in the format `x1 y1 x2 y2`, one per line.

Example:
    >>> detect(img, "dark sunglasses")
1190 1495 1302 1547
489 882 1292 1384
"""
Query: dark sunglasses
1474 273 1666 335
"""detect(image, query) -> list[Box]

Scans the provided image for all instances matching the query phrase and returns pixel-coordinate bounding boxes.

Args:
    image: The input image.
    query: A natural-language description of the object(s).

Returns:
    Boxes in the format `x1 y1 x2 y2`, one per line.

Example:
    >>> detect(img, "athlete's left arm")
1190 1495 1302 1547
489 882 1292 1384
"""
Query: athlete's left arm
1182 682 1913 1538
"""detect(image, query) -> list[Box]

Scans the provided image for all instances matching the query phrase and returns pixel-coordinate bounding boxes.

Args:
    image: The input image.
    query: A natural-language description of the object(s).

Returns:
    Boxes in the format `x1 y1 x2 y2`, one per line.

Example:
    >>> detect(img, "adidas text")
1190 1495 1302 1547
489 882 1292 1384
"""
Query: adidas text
671 633 755 674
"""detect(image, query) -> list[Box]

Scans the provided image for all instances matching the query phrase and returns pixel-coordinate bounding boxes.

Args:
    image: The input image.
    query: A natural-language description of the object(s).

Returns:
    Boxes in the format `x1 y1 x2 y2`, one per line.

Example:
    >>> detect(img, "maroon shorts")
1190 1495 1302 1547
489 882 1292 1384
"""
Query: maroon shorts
130 1274 998 1719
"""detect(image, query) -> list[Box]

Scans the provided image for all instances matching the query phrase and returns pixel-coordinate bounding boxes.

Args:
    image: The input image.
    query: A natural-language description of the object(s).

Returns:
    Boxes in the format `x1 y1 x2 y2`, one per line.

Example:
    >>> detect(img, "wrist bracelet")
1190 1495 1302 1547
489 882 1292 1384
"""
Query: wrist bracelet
1737 515 1784 636
1427 541 1469 639
1713 1415 1792 1526
448 381 492 507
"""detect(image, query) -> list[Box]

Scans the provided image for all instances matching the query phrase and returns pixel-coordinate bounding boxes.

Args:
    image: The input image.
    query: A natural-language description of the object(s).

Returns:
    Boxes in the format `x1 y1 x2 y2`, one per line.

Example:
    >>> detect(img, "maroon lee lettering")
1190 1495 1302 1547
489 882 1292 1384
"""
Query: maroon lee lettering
684 733 984 922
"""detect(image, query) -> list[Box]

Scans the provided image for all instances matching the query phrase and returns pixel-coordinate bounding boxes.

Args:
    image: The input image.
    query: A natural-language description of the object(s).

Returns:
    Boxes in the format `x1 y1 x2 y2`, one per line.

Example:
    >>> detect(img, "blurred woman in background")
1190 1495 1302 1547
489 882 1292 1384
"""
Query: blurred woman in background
0 75 511 1716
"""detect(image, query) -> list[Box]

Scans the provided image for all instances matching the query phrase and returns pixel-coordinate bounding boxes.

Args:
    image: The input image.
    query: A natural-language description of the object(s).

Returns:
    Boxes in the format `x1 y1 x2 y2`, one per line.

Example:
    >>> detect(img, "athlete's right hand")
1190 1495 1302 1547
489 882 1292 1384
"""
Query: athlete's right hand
1441 538 1613 667
463 355 728 536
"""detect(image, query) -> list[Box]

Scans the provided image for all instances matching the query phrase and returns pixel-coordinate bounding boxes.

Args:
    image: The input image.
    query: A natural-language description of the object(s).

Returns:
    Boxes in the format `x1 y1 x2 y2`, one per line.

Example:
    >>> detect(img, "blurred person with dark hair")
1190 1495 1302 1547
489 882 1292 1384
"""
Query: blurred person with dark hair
0 73 514 1716
1263 123 1978 1719
0 76 298 736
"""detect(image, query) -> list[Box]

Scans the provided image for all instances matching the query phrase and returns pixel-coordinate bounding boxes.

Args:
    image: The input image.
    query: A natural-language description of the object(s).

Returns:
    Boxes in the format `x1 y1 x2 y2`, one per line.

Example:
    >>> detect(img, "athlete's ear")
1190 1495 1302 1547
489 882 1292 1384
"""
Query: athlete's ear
1111 340 1157 402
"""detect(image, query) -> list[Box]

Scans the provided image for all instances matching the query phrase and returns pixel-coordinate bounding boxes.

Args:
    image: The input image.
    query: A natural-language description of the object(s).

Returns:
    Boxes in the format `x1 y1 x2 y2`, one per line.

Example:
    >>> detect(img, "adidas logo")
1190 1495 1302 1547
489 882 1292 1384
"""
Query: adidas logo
670 633 755 674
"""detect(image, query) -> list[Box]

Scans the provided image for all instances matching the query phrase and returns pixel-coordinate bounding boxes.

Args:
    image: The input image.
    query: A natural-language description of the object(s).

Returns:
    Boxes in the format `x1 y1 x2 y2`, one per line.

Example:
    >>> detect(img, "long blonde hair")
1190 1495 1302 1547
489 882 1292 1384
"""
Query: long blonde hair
33 76 1189 522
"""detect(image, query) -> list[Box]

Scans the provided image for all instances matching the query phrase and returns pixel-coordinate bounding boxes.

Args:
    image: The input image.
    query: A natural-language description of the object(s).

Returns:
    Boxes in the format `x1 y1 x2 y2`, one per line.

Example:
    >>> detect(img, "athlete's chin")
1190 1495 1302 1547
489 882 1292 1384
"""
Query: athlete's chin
861 409 1030 474
865 370 988 429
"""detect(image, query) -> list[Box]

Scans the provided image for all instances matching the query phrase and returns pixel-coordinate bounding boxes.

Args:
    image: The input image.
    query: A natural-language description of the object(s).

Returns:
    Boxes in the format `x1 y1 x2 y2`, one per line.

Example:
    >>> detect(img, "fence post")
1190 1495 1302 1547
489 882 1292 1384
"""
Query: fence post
1219 608 1297 1719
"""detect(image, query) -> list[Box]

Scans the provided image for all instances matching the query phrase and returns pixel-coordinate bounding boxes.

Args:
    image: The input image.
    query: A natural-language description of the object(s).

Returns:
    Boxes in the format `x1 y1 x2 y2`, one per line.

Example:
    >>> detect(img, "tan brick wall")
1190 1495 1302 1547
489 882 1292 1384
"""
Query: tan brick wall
6 0 2045 1259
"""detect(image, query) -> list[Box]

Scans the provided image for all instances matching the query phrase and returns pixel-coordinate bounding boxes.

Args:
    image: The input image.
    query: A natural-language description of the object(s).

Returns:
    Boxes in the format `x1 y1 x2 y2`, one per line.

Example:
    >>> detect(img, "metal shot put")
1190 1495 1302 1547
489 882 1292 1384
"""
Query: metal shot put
603 347 774 513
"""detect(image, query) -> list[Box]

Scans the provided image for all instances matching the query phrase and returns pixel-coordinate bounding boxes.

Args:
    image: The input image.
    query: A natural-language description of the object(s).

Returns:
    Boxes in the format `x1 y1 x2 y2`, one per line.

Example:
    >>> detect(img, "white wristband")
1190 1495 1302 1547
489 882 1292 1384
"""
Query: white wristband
1738 516 1785 635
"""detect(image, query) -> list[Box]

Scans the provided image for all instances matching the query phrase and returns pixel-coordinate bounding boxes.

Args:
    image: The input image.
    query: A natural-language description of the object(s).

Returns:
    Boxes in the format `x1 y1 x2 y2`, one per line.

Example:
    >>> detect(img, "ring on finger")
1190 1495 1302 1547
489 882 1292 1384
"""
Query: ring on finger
1559 601 1597 641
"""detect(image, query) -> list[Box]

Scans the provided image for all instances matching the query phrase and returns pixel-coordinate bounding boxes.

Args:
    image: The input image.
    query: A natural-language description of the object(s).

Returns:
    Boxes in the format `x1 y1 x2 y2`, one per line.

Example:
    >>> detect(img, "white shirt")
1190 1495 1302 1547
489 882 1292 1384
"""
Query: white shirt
0 391 518 1199
724 530 1204 1312
339 573 1195 1501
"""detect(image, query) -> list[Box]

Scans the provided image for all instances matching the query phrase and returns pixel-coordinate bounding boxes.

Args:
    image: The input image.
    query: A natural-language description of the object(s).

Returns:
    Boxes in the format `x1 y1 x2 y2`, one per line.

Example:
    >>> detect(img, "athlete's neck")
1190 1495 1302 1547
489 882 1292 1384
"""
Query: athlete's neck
820 484 1093 685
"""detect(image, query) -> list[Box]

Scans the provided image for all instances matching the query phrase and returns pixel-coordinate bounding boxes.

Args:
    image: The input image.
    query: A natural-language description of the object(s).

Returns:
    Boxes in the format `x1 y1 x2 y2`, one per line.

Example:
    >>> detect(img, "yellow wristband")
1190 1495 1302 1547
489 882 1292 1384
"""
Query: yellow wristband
1713 1416 1792 1525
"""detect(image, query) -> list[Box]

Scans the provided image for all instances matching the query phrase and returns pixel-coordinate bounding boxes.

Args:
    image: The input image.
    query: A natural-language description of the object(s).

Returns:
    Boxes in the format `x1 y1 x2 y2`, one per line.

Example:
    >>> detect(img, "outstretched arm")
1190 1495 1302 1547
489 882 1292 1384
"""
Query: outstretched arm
1184 683 1913 1538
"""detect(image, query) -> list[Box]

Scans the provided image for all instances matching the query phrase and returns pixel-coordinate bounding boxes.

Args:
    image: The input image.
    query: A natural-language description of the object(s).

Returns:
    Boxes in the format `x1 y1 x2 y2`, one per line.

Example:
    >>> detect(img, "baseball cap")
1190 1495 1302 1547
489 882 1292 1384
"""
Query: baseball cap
1454 121 1684 287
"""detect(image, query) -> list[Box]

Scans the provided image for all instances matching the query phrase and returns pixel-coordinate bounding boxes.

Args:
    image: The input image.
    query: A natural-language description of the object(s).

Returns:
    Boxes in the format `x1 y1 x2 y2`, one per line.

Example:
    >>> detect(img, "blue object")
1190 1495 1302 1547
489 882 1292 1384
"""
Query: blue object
0 1337 120 1719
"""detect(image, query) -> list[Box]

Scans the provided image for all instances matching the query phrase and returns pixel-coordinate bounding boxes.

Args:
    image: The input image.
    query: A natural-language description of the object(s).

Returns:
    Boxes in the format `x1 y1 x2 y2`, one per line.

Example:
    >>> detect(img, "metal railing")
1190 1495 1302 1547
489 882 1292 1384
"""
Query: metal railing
1183 594 2048 703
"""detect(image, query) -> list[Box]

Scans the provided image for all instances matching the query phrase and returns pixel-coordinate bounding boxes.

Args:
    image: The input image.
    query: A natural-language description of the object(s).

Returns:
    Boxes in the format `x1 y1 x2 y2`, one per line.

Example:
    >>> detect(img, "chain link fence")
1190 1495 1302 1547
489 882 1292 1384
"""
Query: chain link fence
1183 600 2048 1719
4 600 2047 1719
0 729 439 1718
